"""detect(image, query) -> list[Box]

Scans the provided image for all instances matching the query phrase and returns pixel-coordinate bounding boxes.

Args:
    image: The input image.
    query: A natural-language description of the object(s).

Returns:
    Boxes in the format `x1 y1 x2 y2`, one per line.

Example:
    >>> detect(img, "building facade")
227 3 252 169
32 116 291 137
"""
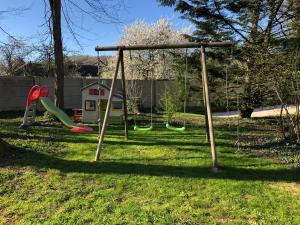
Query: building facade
81 82 123 123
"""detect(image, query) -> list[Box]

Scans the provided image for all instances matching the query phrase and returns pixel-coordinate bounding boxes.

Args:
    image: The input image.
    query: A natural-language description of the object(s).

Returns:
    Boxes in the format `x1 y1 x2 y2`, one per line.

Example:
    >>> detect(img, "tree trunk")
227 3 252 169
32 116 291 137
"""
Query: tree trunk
249 0 261 43
280 104 287 139
49 0 64 109
240 70 254 118
240 107 254 118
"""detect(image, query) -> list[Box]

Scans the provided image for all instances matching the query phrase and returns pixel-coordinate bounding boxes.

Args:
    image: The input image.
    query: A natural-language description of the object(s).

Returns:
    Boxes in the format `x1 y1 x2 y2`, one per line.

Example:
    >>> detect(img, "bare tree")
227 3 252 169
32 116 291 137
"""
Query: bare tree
33 42 54 77
48 0 65 108
0 8 28 41
0 8 28 149
0 39 32 76
45 0 124 109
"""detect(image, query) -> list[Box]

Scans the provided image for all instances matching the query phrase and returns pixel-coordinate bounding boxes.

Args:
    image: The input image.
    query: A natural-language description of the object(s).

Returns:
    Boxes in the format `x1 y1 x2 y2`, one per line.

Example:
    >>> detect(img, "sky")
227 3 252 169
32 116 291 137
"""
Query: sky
0 0 192 56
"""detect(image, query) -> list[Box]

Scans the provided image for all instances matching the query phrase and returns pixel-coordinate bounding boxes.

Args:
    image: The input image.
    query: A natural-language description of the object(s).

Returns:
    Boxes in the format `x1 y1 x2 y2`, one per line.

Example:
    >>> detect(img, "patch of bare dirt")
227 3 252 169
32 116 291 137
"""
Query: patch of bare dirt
270 182 300 200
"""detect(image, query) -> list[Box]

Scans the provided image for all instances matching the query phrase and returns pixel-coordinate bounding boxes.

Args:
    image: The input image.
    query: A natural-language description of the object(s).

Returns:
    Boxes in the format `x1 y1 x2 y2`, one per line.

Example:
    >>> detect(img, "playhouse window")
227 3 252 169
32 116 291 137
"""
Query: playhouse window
88 89 97 95
85 100 96 111
112 101 123 110
100 89 105 96
88 88 105 96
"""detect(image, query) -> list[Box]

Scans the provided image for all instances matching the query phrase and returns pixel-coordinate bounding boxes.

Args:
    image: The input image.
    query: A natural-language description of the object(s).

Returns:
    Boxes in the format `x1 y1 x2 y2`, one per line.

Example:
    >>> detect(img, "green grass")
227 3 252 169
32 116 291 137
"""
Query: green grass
0 115 300 224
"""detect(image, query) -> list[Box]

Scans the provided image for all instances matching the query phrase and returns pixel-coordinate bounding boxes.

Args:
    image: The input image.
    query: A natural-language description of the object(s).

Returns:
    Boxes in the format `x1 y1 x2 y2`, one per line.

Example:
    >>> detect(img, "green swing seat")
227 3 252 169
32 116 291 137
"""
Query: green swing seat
134 125 153 131
165 123 186 132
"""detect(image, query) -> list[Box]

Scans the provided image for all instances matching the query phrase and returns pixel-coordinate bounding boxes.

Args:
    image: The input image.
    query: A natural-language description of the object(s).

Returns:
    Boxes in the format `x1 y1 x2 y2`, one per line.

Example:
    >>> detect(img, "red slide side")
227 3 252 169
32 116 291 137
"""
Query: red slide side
26 85 49 107
40 85 49 97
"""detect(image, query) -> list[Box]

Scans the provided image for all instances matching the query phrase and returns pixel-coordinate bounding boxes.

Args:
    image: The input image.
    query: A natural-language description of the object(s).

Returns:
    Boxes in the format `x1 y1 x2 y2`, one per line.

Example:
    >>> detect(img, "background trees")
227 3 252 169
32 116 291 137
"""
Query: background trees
158 0 298 117
118 18 189 80
159 0 292 43
0 8 27 151
104 18 190 112
157 0 300 141
0 39 32 76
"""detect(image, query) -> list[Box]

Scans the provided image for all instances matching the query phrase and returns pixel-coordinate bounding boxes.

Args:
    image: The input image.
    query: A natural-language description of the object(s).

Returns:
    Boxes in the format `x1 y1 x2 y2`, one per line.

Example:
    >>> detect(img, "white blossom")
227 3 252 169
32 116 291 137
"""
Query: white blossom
106 18 190 80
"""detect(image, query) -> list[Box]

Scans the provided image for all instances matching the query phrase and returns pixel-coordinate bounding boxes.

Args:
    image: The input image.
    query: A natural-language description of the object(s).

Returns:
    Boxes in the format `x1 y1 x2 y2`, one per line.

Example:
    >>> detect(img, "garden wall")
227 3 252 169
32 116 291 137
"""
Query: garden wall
0 76 170 112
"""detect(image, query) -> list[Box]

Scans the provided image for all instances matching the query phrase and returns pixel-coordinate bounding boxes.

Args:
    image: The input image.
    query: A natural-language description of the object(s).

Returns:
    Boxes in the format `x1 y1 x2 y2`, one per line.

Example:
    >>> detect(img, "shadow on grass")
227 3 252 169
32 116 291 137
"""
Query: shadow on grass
103 140 234 149
2 149 299 183
105 156 208 162
1 129 234 149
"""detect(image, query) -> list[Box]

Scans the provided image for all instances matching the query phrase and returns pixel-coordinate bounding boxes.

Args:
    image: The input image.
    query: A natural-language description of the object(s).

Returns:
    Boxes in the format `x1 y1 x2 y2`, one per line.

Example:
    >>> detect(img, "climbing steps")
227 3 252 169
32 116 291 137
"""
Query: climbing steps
21 102 37 127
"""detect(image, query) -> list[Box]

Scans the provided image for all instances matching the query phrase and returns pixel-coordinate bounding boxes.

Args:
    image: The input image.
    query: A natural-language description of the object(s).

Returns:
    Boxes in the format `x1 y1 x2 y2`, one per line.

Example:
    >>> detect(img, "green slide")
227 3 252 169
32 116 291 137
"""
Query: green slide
39 97 93 133
40 97 77 128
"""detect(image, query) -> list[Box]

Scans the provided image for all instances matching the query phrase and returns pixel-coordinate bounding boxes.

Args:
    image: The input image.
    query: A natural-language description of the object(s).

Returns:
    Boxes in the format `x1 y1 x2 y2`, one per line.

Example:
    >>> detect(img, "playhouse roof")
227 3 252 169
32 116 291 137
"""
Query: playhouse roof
81 82 123 99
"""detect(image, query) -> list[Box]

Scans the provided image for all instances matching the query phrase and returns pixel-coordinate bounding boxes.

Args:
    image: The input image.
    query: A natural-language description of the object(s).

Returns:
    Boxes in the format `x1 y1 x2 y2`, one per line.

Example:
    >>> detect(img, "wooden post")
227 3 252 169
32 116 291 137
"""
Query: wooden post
95 41 234 52
200 46 218 170
202 70 210 143
120 50 129 140
153 80 156 109
95 49 122 161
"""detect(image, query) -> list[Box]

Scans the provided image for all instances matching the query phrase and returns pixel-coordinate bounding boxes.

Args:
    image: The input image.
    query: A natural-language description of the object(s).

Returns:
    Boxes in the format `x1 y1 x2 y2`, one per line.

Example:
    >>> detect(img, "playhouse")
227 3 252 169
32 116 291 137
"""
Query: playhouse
81 82 123 123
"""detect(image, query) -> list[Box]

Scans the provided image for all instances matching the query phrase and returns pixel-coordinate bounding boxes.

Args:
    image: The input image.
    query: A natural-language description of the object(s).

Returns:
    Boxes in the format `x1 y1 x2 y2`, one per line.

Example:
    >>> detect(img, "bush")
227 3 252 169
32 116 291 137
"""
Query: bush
159 77 186 122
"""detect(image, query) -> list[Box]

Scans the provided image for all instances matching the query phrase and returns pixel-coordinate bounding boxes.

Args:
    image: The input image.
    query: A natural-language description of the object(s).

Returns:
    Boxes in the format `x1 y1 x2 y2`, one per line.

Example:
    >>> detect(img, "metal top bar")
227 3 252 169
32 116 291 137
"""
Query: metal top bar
95 41 233 52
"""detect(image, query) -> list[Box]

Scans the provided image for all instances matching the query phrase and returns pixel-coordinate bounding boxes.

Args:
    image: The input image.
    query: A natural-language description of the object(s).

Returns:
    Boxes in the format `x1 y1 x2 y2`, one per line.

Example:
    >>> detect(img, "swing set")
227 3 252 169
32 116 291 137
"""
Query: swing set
130 49 188 132
94 42 233 170
164 48 188 132
131 50 154 131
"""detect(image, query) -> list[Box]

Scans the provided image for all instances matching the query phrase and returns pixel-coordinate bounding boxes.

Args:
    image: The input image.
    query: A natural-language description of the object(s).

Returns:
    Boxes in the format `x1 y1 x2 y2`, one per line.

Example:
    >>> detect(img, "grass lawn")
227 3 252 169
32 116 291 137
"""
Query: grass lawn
0 115 300 224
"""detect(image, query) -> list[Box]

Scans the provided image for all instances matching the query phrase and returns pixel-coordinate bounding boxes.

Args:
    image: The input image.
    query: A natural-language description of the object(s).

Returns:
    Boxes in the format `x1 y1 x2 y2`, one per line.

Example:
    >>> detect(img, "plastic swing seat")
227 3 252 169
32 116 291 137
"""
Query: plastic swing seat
134 125 153 131
165 123 186 132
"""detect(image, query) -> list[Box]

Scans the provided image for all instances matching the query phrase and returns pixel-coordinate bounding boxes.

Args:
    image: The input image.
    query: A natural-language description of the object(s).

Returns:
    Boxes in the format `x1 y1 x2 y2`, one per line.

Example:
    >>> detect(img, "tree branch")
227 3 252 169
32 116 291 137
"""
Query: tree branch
0 25 17 41
264 0 285 43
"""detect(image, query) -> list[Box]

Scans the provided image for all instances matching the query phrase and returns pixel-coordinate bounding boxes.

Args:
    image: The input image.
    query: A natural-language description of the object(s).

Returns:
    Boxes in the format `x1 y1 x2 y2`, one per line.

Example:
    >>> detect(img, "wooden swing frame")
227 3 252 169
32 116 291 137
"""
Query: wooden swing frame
94 41 233 170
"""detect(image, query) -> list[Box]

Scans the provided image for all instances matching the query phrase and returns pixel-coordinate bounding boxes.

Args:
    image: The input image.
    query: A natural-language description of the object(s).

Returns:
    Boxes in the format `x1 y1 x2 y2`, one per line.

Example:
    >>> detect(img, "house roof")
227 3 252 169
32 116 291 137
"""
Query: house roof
81 81 123 99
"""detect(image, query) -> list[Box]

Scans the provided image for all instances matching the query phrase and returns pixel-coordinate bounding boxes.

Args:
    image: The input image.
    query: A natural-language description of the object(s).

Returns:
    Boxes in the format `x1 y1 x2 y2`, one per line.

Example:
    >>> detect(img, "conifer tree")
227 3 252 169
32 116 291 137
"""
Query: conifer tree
159 0 296 117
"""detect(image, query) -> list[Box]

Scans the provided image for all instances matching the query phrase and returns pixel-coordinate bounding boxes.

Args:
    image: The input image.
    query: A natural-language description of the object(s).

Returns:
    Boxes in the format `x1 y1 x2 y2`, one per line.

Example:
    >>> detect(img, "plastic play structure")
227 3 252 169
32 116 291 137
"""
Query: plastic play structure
20 85 93 133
